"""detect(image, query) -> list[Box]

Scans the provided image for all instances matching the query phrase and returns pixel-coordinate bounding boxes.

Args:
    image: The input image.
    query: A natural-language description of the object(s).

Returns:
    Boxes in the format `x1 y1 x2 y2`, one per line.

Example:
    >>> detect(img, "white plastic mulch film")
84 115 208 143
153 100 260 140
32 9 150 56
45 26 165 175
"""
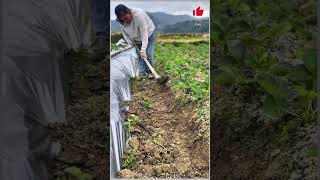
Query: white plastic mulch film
110 47 139 176
0 0 91 179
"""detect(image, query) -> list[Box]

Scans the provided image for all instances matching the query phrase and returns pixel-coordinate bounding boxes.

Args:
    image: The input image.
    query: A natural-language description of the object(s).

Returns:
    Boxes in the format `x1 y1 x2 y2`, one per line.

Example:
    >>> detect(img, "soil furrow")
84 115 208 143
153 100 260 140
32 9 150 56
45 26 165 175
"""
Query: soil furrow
119 78 208 178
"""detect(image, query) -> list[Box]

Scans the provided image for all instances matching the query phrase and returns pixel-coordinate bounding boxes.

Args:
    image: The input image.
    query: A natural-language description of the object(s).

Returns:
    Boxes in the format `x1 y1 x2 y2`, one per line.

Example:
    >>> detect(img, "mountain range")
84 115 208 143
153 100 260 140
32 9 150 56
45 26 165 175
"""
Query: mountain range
111 12 209 33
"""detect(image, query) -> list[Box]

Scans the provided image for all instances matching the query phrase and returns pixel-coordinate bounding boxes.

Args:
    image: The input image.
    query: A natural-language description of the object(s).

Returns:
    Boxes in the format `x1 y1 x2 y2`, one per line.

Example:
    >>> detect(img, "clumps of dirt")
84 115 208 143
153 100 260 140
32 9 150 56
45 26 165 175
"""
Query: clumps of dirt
271 33 311 65
211 84 318 179
50 50 109 180
118 79 209 178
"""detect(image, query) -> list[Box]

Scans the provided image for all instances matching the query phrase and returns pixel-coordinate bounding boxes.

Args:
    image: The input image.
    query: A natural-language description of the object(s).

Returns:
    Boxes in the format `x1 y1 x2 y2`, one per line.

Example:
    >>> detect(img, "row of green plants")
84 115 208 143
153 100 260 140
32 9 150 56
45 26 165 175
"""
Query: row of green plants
213 41 317 122
155 41 209 104
212 0 317 123
212 0 316 45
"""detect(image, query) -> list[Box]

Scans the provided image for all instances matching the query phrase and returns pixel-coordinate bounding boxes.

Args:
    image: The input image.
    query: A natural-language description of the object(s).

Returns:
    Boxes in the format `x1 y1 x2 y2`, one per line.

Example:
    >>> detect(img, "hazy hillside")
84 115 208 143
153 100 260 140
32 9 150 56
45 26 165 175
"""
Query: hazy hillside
147 12 194 29
161 18 209 33
111 12 195 32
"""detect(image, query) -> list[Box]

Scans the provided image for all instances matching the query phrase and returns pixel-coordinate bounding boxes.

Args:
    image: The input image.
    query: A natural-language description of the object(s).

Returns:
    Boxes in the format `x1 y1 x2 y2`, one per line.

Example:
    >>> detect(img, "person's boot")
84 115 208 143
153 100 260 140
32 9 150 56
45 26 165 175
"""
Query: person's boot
148 73 154 79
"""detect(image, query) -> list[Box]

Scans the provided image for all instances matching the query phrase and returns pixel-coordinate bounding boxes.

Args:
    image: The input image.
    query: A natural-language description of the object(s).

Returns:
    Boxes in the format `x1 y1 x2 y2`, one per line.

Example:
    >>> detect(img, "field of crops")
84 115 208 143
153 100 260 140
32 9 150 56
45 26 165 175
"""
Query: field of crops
155 36 209 103
211 0 318 179
112 33 209 178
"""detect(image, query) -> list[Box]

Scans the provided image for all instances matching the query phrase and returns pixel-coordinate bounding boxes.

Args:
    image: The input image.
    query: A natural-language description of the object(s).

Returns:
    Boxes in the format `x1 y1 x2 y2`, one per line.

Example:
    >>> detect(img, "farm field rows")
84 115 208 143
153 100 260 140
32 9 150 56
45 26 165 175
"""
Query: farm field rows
112 34 210 178
211 0 318 179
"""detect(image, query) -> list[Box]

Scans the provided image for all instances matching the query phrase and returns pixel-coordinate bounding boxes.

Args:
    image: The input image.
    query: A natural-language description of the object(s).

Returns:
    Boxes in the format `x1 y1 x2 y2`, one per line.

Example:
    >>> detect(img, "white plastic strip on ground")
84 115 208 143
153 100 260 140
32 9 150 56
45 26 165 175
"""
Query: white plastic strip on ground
110 47 139 176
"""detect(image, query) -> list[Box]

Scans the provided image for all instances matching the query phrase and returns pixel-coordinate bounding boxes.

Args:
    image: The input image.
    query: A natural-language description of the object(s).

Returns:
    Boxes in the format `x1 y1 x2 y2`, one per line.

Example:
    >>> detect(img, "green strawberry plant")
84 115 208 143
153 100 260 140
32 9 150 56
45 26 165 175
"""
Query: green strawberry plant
290 48 317 122
294 85 317 122
64 167 93 180
121 148 138 169
213 38 295 120
256 72 291 119
124 114 140 130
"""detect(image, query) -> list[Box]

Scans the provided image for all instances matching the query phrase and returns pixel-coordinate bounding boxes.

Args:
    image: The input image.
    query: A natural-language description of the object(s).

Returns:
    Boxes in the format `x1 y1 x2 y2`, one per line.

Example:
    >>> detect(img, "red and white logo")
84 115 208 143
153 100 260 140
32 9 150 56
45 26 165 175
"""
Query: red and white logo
193 6 204 16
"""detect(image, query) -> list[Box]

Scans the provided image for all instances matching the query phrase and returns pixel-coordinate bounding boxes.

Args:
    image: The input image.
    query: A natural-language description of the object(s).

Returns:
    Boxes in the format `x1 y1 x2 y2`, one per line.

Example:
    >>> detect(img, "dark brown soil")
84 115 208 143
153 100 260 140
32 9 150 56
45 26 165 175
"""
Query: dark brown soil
50 51 109 180
210 84 318 180
118 78 209 178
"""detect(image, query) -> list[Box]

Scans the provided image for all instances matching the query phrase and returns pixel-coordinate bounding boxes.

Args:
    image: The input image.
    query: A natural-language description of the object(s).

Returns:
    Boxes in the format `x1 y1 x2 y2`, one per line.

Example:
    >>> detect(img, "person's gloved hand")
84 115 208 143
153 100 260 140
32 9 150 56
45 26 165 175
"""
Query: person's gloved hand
140 50 147 59
115 39 126 46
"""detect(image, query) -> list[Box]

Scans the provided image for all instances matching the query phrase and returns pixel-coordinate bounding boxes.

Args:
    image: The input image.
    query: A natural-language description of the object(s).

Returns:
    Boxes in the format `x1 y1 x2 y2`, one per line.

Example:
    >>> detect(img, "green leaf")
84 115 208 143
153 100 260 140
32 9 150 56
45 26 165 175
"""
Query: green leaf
175 81 187 89
304 145 320 158
121 149 138 168
227 40 247 61
270 22 292 36
294 85 317 102
64 167 93 180
246 48 276 71
240 33 260 45
279 0 299 11
212 20 224 33
256 72 289 100
238 3 250 12
290 48 316 89
263 95 288 119
302 48 317 77
289 64 312 83
226 0 241 9
124 114 140 130
228 20 251 33
213 56 239 66
212 66 244 85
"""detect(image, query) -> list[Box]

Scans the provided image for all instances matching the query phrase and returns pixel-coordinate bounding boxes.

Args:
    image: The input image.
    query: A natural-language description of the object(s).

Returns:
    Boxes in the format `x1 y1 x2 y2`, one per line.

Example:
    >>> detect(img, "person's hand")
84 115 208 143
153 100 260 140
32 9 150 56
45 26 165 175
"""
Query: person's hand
140 50 147 59
116 39 127 47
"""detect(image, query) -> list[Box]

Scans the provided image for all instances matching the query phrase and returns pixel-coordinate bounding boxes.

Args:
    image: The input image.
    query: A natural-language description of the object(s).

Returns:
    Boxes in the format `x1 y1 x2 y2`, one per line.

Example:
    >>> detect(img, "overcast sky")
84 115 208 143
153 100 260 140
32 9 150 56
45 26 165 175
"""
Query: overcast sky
111 0 210 20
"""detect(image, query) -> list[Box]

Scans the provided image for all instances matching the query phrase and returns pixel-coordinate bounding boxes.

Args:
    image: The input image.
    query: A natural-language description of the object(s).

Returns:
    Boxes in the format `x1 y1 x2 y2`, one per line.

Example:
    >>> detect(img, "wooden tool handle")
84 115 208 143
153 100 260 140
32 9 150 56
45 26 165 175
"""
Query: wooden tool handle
142 57 160 79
